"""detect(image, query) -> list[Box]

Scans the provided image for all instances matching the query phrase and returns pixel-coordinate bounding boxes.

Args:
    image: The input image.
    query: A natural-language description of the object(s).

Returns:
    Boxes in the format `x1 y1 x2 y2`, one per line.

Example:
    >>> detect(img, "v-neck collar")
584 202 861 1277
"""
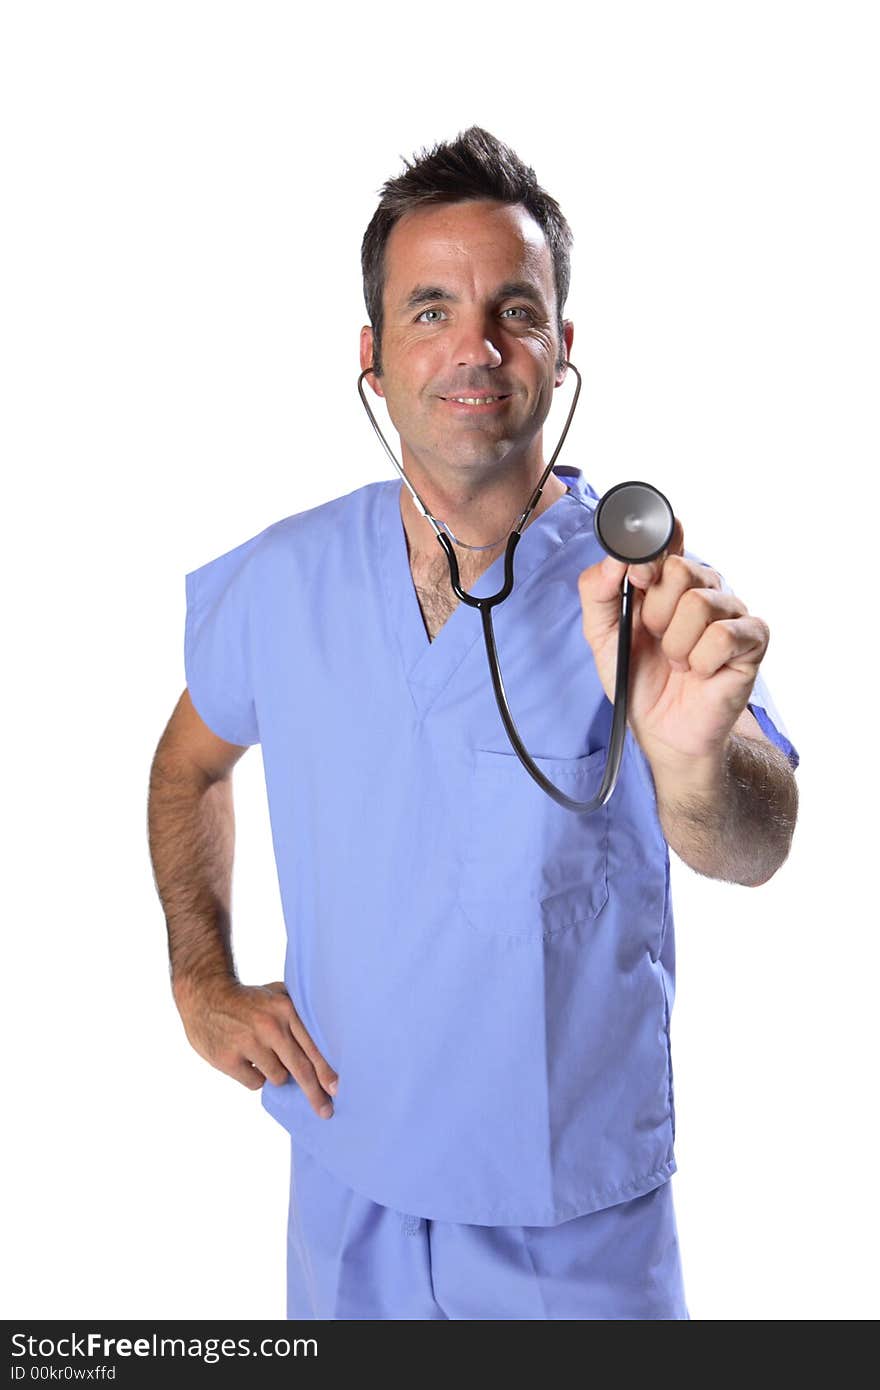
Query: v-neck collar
378 465 598 718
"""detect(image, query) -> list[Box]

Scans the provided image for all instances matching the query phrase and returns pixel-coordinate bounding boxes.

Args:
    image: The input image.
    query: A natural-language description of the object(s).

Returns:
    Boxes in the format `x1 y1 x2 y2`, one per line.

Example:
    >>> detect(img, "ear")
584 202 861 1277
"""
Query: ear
555 320 574 386
359 326 385 397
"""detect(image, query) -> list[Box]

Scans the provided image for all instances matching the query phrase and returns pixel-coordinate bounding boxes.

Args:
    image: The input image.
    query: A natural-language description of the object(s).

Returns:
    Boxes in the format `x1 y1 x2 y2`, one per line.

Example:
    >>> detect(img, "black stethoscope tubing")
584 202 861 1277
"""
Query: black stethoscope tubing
434 522 636 812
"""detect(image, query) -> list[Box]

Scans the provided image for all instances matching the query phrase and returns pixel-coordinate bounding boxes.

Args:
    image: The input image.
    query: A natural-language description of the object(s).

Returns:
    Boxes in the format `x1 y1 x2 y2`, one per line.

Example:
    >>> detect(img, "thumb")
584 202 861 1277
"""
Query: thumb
577 554 627 650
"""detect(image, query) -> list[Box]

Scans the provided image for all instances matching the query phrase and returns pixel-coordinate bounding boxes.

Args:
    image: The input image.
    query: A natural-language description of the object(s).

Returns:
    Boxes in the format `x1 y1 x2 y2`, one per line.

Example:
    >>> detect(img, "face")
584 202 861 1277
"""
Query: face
359 200 574 482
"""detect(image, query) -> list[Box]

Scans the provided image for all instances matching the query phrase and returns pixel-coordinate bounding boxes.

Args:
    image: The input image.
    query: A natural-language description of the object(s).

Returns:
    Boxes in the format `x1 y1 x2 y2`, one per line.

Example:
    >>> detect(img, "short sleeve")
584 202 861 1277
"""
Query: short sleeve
686 550 799 771
184 533 262 747
745 667 799 769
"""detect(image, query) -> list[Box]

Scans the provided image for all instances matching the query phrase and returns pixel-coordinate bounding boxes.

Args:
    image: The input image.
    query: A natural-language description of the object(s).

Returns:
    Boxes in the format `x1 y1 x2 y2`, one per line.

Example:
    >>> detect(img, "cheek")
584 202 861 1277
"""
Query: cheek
385 338 445 393
516 331 558 375
381 369 436 433
523 339 560 392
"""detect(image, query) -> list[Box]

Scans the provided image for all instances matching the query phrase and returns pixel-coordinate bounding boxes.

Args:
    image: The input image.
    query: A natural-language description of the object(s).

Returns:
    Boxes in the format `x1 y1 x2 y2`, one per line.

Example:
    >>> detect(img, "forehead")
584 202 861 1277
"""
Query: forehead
383 200 554 307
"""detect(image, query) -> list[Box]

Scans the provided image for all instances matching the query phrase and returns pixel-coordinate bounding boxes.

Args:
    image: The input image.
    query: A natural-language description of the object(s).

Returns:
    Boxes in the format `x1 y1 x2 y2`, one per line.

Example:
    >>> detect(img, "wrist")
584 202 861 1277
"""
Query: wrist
171 966 238 1012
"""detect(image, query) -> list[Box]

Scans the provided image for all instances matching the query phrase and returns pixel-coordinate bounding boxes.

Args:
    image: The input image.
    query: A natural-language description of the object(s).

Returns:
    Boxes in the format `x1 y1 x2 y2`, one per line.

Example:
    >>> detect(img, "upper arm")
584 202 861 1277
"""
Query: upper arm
156 686 251 783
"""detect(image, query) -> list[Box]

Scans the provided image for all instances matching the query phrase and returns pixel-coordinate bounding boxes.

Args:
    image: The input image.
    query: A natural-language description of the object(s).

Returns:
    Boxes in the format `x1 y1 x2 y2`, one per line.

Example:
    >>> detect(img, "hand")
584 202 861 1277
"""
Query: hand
577 518 771 769
174 976 339 1118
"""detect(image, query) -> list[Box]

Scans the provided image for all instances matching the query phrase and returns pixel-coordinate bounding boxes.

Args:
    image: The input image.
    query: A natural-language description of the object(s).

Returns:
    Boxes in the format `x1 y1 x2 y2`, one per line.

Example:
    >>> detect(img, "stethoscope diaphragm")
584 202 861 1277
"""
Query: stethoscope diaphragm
594 481 675 565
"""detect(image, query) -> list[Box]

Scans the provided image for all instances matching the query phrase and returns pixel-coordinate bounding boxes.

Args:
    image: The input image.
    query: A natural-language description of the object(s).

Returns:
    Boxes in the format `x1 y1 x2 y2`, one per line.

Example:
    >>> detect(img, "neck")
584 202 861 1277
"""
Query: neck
398 466 569 566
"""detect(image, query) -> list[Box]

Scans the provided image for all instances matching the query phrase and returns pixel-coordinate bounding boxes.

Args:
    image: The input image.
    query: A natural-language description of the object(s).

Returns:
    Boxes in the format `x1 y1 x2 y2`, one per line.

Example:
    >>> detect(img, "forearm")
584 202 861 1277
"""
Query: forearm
147 753 239 1003
647 733 799 887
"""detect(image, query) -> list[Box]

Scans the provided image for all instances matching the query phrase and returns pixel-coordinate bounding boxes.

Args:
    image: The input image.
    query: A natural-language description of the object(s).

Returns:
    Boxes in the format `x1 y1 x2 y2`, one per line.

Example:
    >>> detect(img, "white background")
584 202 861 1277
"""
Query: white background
2 1 877 1321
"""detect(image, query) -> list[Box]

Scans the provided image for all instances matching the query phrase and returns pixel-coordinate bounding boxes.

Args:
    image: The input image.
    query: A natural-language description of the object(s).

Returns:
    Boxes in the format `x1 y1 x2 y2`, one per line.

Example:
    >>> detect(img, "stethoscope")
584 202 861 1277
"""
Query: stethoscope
357 361 675 814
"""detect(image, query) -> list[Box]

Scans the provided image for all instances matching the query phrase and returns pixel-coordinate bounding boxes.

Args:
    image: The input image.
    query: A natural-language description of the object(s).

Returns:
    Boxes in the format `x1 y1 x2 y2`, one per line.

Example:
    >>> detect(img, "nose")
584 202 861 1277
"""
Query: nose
452 309 503 370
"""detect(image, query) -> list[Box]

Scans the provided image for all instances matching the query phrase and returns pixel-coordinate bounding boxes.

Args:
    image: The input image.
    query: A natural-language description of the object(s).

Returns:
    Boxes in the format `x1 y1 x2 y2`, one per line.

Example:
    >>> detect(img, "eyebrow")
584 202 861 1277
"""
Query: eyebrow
399 280 548 313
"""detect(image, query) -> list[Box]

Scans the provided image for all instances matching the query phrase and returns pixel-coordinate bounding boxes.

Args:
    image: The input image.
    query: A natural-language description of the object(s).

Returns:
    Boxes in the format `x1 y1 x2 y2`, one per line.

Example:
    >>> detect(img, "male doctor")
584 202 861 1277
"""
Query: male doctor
148 126 799 1320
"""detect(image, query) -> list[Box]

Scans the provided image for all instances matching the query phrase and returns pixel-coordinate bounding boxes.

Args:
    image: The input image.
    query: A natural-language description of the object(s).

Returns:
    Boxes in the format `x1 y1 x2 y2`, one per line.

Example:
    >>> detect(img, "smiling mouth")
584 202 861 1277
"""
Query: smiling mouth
440 394 511 405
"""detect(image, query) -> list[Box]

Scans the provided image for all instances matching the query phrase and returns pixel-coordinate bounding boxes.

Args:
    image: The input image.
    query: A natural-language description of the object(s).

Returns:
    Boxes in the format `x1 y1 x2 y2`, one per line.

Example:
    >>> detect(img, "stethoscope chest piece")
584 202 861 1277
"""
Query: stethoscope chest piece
594 481 675 565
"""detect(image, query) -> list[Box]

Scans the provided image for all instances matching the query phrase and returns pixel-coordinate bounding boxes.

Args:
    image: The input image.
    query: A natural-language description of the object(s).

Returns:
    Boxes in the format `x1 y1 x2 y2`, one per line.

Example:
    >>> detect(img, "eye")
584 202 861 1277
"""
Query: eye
500 306 533 320
416 307 446 322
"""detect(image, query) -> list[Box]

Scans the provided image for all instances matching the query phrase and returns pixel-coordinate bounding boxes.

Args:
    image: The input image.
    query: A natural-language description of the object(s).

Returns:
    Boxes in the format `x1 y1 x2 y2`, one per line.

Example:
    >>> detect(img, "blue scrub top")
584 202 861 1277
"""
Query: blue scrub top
184 465 799 1226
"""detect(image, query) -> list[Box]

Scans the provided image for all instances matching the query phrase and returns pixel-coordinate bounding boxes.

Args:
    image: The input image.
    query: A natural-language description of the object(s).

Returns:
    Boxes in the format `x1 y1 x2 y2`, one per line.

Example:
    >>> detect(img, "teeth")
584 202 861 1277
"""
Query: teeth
449 396 503 404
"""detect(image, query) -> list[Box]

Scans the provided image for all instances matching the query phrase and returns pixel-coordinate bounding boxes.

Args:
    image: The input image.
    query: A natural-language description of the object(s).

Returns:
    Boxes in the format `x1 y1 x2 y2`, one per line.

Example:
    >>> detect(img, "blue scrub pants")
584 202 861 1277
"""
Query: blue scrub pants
286 1136 691 1320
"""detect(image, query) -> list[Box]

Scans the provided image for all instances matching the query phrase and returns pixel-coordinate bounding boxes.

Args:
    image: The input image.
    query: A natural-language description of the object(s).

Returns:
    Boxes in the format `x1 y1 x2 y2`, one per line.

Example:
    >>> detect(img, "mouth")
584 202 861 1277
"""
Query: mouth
439 394 512 412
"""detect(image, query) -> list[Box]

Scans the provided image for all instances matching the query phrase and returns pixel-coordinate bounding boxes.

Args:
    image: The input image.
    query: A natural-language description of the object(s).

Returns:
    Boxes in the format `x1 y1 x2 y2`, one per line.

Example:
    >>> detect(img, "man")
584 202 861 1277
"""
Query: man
148 126 799 1320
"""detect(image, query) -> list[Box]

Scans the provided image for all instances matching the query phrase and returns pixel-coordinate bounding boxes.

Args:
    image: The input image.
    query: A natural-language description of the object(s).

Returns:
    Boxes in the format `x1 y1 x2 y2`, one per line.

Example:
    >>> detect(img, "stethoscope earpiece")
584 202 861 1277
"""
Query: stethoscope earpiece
594 481 675 565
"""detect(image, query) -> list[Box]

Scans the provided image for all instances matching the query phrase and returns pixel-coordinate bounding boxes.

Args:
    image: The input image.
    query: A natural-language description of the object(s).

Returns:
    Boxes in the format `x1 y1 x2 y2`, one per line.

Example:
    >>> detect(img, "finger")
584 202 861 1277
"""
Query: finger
228 1058 266 1091
265 1025 337 1118
638 554 725 640
681 615 770 679
261 986 340 1097
660 589 749 669
288 1017 339 1096
245 1039 295 1090
625 516 685 590
578 555 628 648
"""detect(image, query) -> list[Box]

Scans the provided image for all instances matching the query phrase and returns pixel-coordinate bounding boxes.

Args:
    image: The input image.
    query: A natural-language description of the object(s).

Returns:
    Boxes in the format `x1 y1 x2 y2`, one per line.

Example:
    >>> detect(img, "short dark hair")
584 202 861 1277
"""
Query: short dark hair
361 125 573 377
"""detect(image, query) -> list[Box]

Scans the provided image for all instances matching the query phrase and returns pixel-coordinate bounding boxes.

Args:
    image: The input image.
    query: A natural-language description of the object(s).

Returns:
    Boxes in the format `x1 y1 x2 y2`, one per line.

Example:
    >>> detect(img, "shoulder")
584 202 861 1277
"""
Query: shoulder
188 479 388 588
261 478 386 555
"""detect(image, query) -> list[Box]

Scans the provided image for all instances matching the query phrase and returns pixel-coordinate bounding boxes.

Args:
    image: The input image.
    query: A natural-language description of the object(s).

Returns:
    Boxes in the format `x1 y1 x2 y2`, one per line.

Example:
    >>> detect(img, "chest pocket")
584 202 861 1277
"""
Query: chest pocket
457 746 610 943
